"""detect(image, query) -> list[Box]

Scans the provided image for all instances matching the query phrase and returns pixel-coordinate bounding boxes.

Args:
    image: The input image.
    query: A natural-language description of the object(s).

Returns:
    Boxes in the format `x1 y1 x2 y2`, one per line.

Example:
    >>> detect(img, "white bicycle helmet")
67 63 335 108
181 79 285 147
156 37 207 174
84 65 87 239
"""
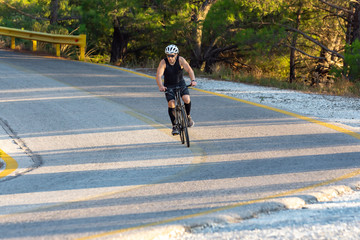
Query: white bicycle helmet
165 44 179 54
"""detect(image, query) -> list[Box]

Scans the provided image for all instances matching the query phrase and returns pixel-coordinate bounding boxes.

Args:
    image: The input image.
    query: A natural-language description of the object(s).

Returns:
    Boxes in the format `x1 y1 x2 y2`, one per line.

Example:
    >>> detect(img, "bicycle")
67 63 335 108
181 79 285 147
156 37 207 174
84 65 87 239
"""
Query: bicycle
167 85 191 147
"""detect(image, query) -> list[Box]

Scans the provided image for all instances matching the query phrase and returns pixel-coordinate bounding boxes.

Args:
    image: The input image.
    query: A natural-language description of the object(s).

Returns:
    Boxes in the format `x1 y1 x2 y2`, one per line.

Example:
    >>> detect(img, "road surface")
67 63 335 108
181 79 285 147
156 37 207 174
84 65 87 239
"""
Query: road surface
0 49 359 239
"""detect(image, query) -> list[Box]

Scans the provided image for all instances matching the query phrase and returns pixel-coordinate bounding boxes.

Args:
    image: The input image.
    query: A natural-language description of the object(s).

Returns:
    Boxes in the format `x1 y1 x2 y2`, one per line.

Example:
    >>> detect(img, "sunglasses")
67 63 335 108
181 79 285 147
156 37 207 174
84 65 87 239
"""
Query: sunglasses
167 54 176 58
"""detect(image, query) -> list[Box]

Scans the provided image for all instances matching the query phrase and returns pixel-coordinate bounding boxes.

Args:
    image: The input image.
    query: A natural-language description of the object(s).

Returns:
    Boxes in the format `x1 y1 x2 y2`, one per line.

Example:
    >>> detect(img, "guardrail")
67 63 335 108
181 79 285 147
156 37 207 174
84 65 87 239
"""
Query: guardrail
0 26 86 60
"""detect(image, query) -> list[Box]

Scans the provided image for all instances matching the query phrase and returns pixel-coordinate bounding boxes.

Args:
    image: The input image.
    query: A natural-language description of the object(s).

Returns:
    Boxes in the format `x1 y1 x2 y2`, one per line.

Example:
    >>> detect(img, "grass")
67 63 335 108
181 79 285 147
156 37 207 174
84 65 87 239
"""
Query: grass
195 65 309 91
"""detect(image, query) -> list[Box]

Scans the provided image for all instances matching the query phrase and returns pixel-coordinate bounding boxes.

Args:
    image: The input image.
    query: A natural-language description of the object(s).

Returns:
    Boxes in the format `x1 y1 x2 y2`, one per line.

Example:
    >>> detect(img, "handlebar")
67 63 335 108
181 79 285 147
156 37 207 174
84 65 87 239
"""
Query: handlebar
163 84 193 93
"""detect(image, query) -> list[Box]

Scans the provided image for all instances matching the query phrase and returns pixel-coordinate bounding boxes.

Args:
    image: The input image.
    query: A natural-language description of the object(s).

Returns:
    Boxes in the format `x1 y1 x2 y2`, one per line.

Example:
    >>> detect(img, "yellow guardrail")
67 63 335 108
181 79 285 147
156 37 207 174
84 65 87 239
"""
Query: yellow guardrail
0 26 86 60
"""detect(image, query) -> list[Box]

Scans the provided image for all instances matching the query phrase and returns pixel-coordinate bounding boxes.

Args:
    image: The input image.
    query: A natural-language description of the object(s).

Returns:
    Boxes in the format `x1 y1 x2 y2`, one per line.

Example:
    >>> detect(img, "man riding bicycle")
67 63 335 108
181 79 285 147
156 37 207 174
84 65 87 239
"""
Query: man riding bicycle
156 44 197 135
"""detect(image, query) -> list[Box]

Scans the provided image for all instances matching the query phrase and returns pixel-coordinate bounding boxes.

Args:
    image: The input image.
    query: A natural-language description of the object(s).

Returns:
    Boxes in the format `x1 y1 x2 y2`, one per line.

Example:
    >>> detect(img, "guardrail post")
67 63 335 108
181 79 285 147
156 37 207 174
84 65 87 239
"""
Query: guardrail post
55 44 60 57
11 37 15 49
32 40 37 52
79 34 86 61
79 46 85 61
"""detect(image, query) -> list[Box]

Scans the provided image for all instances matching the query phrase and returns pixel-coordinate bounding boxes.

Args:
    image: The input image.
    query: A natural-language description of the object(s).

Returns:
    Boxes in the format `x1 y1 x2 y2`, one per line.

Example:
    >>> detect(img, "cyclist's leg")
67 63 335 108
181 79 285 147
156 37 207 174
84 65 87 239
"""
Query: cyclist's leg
165 90 176 123
181 86 191 114
167 100 176 124
168 100 175 108
181 94 194 127
182 94 190 104
182 94 191 114
166 90 178 134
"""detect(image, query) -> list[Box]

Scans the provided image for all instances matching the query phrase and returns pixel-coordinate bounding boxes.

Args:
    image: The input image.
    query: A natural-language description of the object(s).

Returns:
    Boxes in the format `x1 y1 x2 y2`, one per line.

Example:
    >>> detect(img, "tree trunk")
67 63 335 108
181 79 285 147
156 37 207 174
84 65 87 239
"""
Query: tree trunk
189 0 217 70
110 18 130 64
289 48 296 83
344 1 360 80
289 3 302 83
346 1 360 45
50 0 59 25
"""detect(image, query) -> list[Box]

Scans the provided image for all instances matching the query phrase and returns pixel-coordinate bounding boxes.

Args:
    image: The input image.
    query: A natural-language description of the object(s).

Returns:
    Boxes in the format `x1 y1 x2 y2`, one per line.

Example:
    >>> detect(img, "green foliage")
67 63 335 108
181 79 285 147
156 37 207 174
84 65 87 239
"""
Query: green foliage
344 39 360 82
235 26 286 55
0 0 358 96
87 53 110 64
77 0 115 52
203 0 242 37
350 81 360 96
0 0 78 32
77 0 171 60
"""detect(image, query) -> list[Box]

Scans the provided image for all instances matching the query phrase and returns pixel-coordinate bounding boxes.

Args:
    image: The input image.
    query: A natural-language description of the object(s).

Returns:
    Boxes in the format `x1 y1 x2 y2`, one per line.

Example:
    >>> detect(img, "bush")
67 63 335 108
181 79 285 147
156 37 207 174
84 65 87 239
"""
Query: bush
344 39 360 82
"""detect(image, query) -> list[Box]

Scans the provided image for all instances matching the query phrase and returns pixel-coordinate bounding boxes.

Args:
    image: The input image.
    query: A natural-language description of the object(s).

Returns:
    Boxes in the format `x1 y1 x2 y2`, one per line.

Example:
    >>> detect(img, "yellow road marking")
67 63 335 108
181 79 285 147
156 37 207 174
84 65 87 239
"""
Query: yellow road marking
78 168 360 240
194 88 360 140
0 149 18 179
98 64 156 79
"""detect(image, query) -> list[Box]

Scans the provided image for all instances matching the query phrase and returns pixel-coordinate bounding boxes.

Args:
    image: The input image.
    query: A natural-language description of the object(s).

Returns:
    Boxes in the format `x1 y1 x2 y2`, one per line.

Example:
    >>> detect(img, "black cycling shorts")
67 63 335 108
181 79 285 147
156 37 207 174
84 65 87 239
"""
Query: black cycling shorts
165 85 190 102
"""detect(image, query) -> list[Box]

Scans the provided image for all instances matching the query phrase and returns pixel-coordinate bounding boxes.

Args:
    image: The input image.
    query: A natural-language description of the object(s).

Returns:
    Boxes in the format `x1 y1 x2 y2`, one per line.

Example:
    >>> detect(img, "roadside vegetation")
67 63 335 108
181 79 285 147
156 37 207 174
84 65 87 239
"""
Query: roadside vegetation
0 0 359 97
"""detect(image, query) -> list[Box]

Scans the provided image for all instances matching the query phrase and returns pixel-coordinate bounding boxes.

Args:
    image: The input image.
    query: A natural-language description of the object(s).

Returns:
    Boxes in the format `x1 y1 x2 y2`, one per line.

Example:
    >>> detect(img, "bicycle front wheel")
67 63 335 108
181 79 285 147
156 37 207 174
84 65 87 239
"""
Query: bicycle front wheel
180 106 190 147
176 108 185 144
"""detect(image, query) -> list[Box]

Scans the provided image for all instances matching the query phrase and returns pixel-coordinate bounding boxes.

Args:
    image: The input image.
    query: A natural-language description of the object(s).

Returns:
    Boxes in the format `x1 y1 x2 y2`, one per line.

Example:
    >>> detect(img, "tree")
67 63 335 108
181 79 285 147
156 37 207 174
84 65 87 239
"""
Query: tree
318 0 360 45
216 0 289 76
78 0 116 56
108 1 164 64
1 0 80 26
188 0 218 70
288 1 303 83
50 0 59 24
317 0 360 80
111 16 130 64
281 0 345 84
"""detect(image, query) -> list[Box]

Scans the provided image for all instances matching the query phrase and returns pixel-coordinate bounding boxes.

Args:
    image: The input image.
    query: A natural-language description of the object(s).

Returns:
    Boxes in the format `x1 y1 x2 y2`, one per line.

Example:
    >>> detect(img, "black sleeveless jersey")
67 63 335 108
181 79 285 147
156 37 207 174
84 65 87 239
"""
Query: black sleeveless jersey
163 56 185 87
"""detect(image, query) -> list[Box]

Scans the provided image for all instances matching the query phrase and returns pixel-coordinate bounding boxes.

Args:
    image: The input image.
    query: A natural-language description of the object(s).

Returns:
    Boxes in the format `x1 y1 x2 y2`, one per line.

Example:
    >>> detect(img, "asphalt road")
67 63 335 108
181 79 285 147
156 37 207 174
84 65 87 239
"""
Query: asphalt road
0 49 359 239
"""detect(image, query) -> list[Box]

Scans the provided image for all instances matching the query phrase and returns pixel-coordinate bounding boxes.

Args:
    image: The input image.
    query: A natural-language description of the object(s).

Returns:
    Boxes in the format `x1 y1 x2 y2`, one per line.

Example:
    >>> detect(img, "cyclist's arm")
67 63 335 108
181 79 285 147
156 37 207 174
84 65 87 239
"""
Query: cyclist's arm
179 56 197 86
156 59 167 92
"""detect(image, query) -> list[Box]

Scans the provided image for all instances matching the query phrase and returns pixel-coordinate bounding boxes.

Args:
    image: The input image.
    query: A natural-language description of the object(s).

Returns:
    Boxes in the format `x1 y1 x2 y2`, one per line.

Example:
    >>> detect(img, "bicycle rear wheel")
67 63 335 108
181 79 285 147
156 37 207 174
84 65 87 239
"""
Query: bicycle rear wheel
180 106 190 147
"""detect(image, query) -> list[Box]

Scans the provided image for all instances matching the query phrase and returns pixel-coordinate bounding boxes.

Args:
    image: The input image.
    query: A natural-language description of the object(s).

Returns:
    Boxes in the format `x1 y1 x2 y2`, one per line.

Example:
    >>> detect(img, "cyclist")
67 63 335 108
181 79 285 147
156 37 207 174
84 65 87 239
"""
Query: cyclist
156 44 197 135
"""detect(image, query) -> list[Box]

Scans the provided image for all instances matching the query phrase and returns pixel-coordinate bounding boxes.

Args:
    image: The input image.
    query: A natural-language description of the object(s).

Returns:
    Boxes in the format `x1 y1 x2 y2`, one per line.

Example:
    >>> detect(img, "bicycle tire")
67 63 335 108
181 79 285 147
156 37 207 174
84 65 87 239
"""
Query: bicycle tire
176 107 185 144
180 106 190 147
